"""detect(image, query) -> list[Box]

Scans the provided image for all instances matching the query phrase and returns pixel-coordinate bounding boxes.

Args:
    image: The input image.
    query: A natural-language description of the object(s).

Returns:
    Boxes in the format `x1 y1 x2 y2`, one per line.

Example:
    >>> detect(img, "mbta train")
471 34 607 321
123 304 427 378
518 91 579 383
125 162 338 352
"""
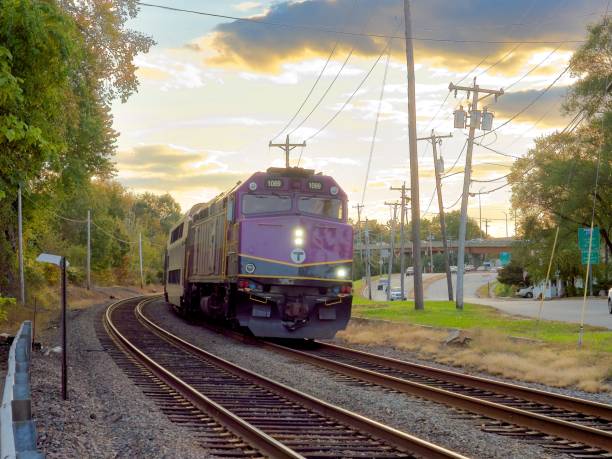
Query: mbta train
164 167 353 339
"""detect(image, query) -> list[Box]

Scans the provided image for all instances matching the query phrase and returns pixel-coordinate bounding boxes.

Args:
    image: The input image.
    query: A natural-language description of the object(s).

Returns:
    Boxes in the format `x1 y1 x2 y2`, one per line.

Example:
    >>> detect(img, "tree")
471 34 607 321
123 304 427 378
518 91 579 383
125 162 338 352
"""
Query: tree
509 18 611 284
0 0 154 294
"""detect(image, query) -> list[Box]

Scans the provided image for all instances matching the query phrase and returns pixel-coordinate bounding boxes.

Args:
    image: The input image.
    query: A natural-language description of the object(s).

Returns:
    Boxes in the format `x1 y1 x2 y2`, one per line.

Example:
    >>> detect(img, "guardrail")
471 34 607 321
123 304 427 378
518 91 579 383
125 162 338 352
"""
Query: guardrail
1 321 43 458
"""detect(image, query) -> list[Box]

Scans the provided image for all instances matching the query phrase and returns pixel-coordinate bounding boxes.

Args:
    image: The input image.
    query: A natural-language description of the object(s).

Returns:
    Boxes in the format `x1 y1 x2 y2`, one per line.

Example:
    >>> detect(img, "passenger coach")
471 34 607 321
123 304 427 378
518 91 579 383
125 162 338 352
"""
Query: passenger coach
164 167 353 339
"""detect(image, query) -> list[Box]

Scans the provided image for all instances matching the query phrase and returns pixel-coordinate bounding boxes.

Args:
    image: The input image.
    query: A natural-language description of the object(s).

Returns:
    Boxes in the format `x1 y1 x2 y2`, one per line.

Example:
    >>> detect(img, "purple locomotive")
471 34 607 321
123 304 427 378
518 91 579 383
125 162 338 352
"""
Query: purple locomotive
164 167 353 339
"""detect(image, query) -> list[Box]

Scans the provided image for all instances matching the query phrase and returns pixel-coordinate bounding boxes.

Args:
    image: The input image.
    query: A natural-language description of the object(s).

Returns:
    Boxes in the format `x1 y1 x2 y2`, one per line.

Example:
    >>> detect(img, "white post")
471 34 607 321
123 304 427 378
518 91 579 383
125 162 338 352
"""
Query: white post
18 185 25 304
87 209 91 290
139 232 144 289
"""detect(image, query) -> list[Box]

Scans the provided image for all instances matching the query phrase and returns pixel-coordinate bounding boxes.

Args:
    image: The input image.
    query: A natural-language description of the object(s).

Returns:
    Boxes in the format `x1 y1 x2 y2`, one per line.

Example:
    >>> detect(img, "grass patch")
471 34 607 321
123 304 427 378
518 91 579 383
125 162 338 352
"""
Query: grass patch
346 278 612 391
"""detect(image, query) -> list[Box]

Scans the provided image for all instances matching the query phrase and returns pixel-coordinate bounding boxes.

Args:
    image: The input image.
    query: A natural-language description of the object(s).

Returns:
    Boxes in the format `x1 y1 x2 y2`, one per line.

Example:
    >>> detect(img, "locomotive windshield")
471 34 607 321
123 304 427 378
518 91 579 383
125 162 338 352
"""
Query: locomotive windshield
298 197 343 219
242 194 292 214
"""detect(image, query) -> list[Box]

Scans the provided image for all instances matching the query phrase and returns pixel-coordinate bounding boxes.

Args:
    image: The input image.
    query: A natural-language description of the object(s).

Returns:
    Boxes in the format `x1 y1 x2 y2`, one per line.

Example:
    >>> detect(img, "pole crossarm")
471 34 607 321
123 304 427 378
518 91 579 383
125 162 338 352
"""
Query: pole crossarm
269 135 307 168
448 82 504 98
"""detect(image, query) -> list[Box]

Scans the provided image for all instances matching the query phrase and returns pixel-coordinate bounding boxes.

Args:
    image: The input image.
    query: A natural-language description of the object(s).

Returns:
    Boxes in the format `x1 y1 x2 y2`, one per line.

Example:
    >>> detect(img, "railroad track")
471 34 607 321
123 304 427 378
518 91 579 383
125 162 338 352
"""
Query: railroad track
256 339 612 456
104 296 466 459
163 305 612 456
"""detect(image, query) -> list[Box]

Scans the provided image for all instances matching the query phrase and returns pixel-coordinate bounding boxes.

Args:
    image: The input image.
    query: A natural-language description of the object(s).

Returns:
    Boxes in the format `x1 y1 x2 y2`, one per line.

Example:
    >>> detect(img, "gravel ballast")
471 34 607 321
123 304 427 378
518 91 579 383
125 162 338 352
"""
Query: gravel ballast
31 300 207 458
144 299 567 459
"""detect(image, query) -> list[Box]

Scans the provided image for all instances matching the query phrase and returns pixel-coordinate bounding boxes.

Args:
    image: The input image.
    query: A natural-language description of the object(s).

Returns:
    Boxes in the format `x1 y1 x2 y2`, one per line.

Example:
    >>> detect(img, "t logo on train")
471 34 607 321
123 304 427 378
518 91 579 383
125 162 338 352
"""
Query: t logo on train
164 167 353 339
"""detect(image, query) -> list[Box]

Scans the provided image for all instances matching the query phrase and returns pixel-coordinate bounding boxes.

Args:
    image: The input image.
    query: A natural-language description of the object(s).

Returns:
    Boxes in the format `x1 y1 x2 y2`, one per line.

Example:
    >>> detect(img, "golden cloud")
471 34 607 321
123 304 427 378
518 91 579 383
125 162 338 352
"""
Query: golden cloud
192 0 594 74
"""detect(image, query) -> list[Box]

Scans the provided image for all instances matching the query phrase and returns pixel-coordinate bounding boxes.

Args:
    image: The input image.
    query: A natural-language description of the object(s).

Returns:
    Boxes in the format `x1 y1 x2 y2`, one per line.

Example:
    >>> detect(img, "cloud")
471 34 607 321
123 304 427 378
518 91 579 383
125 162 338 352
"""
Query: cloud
196 0 598 73
233 2 263 12
493 85 572 125
115 144 248 193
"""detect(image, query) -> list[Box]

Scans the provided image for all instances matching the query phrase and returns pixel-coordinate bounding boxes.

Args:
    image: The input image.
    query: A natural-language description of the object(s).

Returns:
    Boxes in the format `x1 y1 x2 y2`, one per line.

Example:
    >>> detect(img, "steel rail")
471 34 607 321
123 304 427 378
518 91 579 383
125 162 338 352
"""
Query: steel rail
257 340 612 452
318 341 612 420
135 299 467 459
105 297 303 459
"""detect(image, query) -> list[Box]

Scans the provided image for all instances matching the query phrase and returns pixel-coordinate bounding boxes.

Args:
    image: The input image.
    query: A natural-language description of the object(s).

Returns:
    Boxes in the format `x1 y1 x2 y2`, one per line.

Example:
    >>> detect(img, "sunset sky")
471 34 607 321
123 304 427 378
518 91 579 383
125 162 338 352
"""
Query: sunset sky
111 0 607 237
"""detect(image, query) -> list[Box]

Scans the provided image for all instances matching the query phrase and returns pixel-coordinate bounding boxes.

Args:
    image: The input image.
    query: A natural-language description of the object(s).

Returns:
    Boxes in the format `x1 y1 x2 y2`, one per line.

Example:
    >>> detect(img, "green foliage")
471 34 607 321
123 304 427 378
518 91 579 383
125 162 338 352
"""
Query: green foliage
0 0 154 294
497 262 527 286
509 17 611 284
493 281 514 297
0 295 15 321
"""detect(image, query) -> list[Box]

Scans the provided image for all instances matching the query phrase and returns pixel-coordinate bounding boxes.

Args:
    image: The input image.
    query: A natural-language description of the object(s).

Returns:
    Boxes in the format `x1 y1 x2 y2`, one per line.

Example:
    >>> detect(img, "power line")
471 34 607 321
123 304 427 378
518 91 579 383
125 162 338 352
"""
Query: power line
299 27 399 149
288 49 354 139
136 2 588 44
271 41 340 141
361 48 391 205
477 64 571 139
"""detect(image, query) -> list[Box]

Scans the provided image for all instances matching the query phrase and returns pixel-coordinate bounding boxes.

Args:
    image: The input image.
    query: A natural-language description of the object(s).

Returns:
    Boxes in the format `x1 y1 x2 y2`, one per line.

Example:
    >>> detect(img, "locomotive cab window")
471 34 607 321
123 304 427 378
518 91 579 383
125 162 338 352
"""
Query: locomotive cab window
242 194 291 215
170 223 184 243
298 197 343 219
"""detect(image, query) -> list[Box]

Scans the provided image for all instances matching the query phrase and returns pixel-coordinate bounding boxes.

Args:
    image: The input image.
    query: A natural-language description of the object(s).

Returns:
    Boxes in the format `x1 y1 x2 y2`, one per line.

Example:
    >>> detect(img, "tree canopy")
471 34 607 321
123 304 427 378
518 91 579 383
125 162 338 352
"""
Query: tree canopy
509 17 611 284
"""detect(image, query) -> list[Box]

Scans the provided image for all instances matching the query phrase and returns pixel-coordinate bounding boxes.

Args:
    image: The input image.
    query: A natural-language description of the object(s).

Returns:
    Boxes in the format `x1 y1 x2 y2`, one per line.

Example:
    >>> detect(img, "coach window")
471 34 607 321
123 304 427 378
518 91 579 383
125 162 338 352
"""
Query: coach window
242 194 291 215
298 197 343 219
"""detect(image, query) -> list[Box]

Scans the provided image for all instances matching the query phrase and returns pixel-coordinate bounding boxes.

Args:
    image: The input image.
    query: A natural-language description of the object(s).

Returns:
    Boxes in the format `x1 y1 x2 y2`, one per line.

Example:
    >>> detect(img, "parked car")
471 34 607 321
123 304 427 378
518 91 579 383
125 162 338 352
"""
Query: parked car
465 264 475 272
405 266 414 276
389 288 406 301
517 285 534 298
482 261 493 271
450 265 458 272
377 279 389 291
608 287 612 314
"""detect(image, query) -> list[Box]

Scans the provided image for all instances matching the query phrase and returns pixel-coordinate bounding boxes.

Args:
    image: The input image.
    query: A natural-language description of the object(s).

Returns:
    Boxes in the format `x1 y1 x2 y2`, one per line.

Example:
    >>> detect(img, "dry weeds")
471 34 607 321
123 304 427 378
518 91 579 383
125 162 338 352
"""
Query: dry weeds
337 320 612 393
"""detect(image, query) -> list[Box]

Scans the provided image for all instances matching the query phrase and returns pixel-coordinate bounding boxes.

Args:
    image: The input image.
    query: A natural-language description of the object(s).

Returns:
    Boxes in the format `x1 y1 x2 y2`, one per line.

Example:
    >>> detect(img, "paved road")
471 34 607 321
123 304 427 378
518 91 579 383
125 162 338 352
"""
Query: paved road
425 272 612 330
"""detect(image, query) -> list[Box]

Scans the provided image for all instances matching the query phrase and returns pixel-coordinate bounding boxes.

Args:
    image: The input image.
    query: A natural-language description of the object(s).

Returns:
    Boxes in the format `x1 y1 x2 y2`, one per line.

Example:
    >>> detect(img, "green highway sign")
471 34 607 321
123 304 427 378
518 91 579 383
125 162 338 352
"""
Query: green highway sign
581 250 600 265
499 252 511 266
578 227 600 265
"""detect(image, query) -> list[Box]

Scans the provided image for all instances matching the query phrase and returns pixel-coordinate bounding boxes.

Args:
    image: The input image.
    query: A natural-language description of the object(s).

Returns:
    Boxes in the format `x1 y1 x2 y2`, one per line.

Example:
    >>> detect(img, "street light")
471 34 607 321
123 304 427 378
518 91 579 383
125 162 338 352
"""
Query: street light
36 253 69 400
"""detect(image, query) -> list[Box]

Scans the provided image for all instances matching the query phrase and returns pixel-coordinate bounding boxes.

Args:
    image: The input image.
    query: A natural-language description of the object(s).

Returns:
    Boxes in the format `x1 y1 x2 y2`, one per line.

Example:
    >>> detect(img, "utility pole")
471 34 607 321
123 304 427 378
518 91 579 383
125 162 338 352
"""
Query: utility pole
503 211 509 238
391 183 409 300
403 0 424 310
139 232 144 289
18 184 25 305
87 209 91 290
385 201 400 300
428 230 433 273
449 78 503 310
417 130 453 300
353 204 364 266
269 135 306 168
484 219 490 238
364 218 372 300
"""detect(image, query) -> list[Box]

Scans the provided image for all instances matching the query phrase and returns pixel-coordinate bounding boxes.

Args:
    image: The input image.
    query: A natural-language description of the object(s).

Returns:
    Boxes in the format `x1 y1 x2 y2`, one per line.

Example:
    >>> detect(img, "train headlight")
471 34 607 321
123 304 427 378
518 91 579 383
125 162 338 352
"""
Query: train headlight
336 267 348 278
248 181 258 191
294 228 305 246
330 186 339 195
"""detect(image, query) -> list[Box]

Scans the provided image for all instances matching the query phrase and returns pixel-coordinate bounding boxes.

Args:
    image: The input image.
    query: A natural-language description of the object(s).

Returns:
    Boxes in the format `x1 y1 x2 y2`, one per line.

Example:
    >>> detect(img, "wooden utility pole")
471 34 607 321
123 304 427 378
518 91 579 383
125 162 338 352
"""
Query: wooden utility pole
449 78 503 309
353 204 364 266
269 135 306 168
18 184 25 304
87 209 91 290
364 218 372 300
139 232 144 289
403 0 424 310
417 130 453 300
391 183 409 300
384 201 401 300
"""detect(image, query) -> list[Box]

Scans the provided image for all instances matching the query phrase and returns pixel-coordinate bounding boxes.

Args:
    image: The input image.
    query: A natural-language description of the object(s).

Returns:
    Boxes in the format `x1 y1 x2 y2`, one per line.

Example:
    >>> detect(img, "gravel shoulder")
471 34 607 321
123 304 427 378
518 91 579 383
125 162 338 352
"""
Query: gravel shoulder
145 299 566 459
31 298 206 458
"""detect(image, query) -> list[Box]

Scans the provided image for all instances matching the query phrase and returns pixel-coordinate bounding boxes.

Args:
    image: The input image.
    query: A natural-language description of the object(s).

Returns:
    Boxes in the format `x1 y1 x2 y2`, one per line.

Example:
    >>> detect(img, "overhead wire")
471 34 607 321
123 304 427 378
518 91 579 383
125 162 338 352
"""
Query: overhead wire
271 41 340 141
361 47 391 205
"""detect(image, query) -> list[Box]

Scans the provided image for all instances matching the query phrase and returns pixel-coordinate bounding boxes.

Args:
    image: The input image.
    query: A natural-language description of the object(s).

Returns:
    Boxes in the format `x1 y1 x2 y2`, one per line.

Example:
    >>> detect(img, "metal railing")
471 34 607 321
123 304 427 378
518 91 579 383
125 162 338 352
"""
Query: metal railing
1 321 43 458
